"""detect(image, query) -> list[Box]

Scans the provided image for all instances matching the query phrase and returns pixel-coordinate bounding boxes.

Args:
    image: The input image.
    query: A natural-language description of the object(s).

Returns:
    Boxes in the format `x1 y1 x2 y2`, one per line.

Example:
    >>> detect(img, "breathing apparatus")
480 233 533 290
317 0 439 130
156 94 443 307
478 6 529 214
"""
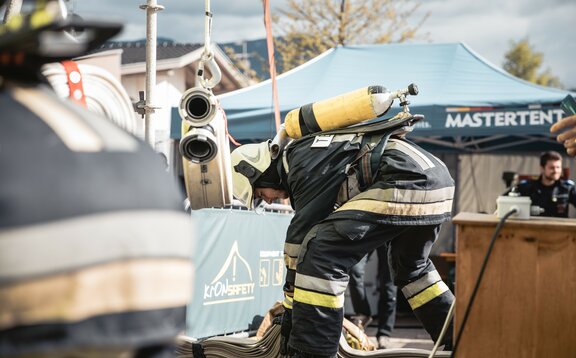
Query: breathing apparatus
283 83 419 139
269 83 421 160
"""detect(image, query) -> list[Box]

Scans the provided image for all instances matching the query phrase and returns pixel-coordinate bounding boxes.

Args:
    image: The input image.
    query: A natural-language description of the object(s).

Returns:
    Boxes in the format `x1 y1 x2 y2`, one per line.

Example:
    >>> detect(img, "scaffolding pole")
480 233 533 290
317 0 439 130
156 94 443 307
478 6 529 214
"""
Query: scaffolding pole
139 0 164 148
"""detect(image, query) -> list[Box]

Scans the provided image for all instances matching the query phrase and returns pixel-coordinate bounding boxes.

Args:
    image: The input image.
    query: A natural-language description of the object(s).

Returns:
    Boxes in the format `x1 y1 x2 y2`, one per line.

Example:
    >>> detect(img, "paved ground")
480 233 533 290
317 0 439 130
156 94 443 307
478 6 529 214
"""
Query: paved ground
362 312 435 350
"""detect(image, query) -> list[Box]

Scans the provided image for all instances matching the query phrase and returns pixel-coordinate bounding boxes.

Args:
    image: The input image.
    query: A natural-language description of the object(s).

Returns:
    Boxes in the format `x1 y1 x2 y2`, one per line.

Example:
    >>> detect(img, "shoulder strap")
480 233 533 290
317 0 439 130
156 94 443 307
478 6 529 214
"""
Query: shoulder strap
356 132 391 189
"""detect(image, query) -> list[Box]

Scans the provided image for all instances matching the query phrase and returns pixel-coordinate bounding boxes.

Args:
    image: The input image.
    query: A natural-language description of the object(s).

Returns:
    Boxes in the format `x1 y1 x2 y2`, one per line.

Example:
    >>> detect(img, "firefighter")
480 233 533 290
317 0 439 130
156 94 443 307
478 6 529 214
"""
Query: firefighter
0 2 193 356
231 126 455 357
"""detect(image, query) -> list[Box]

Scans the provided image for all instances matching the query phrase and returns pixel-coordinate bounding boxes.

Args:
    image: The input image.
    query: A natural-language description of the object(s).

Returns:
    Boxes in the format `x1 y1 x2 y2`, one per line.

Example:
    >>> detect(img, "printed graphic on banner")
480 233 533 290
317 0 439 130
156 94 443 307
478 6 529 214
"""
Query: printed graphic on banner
259 250 284 287
203 241 255 305
273 258 283 286
259 260 270 287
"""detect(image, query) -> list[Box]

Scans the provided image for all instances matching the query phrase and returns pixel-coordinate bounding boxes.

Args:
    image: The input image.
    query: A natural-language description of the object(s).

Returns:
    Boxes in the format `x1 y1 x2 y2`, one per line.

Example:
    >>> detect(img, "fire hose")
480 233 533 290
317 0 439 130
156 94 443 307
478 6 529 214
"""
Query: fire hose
42 62 139 136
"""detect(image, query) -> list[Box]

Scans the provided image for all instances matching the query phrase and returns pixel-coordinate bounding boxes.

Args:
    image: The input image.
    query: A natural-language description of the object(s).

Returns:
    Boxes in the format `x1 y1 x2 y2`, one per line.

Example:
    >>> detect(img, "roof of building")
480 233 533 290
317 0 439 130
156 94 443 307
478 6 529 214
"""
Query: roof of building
94 41 203 65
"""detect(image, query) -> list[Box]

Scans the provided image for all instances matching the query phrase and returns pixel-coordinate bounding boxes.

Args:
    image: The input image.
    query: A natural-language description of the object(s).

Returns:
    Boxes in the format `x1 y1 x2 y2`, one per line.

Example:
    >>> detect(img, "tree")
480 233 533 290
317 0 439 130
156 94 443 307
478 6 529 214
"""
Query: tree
503 38 562 88
273 0 429 72
223 45 267 82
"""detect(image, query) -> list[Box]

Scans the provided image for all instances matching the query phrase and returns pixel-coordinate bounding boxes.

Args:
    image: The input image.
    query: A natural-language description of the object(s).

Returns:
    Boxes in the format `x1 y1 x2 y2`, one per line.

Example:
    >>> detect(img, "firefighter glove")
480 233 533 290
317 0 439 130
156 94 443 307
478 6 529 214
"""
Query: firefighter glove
280 308 293 356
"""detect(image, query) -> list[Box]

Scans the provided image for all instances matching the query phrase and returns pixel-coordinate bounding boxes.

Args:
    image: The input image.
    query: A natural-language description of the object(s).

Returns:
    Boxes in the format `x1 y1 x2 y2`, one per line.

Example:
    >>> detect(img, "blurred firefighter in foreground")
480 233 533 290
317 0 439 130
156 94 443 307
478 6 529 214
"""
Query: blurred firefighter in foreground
0 1 193 357
230 90 455 357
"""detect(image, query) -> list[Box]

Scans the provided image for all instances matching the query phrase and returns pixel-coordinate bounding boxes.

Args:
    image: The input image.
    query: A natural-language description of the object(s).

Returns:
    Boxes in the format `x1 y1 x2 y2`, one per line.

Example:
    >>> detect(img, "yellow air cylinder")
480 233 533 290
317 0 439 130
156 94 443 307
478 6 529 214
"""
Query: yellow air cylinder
284 85 394 139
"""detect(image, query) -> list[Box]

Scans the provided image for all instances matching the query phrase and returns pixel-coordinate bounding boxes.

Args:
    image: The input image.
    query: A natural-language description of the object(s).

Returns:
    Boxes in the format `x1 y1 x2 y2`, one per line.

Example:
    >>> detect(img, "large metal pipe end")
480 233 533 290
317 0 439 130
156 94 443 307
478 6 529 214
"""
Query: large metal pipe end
179 125 218 164
178 87 218 127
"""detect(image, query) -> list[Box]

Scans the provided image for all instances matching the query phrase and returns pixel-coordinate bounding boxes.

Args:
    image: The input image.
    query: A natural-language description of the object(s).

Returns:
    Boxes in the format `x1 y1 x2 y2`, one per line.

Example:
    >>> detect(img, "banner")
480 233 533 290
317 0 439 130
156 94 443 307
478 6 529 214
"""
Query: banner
186 208 292 338
409 104 564 137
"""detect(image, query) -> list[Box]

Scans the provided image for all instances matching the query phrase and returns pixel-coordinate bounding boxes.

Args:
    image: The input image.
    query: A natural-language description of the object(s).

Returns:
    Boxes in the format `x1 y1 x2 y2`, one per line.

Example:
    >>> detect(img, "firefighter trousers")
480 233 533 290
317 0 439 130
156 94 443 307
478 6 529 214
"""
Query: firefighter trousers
288 219 454 356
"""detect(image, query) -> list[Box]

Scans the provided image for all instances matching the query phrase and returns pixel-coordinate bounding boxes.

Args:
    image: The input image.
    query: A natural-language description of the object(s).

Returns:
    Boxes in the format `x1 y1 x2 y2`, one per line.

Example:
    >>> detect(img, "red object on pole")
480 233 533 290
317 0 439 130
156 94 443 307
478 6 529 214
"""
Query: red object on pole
61 60 87 107
262 0 281 132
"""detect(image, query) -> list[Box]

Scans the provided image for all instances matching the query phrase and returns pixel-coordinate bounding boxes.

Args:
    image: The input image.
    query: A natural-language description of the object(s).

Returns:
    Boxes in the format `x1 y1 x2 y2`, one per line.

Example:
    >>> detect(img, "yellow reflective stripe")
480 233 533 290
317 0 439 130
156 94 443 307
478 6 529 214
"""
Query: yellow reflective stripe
284 243 301 257
401 271 442 298
294 287 345 309
407 281 449 310
284 254 298 270
335 199 453 216
283 295 293 309
6 14 24 31
350 187 454 204
0 259 192 330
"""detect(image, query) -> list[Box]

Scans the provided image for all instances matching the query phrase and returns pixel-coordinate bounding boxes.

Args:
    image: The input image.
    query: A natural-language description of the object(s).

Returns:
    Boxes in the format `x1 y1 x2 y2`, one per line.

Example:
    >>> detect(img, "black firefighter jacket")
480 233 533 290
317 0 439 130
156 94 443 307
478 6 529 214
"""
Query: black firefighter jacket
278 131 455 288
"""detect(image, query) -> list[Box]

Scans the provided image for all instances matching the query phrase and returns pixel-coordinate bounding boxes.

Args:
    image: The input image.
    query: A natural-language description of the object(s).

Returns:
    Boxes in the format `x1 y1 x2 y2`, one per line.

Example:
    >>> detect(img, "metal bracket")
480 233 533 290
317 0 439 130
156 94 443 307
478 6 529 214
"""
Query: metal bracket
139 3 165 12
133 90 161 118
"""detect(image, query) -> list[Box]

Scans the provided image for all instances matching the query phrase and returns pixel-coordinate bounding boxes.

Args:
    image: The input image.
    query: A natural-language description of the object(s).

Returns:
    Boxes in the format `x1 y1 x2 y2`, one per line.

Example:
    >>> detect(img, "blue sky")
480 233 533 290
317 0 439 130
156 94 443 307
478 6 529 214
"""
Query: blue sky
72 0 576 89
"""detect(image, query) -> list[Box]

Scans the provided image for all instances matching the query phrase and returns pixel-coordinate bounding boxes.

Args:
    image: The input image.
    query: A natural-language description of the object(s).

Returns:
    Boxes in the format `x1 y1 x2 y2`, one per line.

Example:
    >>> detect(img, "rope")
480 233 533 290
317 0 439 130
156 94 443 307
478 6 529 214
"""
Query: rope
220 108 241 147
42 62 140 136
263 0 281 132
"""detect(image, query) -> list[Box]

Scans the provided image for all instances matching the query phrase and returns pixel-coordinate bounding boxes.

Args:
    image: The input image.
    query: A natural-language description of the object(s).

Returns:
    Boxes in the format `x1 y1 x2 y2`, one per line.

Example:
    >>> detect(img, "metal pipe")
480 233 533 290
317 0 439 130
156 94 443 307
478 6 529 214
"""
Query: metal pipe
196 0 221 89
139 0 164 148
203 0 210 49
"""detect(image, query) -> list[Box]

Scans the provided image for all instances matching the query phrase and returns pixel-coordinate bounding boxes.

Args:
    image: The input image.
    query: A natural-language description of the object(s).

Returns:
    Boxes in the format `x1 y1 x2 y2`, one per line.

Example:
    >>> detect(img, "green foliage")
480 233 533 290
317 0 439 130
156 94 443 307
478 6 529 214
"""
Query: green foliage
503 38 563 88
273 0 429 73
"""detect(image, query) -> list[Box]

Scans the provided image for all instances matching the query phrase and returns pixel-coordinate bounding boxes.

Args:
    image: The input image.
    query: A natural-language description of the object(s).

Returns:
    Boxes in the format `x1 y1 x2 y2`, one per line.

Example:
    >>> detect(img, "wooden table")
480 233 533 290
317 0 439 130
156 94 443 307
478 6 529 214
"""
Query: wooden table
453 212 576 358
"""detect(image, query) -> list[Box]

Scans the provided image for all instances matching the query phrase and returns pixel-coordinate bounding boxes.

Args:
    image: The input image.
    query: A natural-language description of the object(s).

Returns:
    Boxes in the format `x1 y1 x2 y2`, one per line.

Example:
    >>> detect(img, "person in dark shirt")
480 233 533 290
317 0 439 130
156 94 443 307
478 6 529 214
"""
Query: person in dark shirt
514 151 576 217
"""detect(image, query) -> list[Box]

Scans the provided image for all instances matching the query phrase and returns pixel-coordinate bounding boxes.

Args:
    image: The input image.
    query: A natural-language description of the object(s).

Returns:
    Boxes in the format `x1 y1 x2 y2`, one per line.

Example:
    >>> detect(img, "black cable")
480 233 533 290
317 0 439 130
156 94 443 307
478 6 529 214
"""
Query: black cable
451 208 517 357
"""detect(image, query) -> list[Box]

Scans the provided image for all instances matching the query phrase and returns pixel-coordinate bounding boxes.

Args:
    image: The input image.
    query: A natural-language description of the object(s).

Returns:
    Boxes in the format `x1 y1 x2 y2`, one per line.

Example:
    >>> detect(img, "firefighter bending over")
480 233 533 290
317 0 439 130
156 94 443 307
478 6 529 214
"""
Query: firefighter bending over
231 127 455 357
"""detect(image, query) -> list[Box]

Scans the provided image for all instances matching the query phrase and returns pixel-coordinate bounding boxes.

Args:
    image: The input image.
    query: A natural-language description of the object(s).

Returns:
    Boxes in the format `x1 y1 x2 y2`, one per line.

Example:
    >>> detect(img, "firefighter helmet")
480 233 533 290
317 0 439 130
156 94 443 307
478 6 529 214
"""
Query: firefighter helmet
230 141 273 209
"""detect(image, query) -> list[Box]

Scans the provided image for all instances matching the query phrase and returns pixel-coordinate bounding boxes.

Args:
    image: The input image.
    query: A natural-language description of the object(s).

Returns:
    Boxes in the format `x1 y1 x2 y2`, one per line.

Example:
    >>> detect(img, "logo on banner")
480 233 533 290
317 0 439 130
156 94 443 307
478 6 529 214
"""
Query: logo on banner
444 106 564 129
258 250 284 287
203 241 255 305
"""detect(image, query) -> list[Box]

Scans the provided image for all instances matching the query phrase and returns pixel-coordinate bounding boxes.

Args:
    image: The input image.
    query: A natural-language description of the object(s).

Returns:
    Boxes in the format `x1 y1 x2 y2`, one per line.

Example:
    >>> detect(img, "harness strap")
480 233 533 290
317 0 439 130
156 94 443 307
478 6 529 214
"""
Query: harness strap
356 132 391 189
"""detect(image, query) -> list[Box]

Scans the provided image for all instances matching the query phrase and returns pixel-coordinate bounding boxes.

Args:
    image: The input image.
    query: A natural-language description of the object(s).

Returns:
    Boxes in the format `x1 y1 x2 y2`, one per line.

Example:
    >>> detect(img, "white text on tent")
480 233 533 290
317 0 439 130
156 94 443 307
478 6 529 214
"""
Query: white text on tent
445 109 565 128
